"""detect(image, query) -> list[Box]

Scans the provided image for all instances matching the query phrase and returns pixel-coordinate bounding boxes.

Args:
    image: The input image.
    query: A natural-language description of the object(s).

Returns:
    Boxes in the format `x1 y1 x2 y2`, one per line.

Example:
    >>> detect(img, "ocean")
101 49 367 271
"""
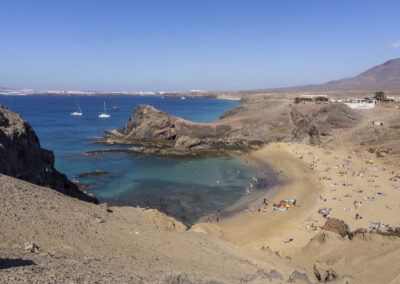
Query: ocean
0 95 266 224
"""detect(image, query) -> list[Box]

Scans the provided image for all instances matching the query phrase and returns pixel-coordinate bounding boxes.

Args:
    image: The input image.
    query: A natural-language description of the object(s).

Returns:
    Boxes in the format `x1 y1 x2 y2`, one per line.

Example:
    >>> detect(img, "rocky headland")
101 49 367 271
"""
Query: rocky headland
0 105 98 204
98 99 364 157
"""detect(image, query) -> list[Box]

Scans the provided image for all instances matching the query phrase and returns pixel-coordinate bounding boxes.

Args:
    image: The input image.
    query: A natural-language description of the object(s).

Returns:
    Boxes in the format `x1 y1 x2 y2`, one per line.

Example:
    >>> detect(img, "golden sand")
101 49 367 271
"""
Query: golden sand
215 143 400 253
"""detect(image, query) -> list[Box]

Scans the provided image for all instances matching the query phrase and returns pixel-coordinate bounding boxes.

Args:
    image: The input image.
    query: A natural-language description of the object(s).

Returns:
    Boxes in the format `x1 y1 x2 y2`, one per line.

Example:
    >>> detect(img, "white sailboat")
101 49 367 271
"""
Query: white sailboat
70 102 83 116
99 102 111 118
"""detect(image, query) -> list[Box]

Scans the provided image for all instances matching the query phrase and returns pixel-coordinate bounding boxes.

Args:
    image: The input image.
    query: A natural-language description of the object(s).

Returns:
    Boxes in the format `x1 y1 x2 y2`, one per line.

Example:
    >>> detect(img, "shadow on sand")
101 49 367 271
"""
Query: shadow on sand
0 258 35 270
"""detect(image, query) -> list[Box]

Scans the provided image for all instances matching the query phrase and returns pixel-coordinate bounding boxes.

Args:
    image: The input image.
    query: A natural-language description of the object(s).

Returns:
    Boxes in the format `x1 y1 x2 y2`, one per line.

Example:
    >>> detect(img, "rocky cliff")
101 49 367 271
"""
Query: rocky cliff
100 101 363 156
0 105 98 203
102 105 257 156
291 103 364 144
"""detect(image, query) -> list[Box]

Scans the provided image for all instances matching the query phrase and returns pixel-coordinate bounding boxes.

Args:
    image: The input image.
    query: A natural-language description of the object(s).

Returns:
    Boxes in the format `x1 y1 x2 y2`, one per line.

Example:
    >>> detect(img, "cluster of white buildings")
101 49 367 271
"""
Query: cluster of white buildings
343 98 377 109
297 94 400 110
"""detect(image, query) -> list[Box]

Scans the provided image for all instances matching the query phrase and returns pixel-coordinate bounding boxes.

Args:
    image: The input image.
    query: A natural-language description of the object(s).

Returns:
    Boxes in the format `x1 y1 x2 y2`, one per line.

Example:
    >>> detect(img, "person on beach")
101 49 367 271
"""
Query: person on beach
246 189 250 195
208 217 212 223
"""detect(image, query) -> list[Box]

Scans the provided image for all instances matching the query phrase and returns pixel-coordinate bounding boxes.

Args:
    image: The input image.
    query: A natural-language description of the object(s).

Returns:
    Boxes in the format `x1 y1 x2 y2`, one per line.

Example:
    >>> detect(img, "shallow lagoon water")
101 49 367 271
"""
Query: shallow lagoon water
0 95 266 224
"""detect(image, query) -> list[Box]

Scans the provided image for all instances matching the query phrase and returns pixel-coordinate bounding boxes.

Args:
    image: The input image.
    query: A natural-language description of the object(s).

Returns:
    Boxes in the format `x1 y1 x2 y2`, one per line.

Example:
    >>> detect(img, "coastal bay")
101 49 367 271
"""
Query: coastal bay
0 95 263 225
2 91 400 283
2 2 400 282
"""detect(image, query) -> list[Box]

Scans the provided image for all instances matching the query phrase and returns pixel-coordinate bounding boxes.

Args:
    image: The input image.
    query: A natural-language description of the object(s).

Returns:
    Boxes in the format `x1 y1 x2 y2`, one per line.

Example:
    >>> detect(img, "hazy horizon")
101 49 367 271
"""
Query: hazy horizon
1 0 400 92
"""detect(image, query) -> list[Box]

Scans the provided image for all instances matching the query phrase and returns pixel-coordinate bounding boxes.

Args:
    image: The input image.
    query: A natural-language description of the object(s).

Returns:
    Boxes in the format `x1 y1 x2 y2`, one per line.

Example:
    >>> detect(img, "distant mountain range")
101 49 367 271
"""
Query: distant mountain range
283 58 400 92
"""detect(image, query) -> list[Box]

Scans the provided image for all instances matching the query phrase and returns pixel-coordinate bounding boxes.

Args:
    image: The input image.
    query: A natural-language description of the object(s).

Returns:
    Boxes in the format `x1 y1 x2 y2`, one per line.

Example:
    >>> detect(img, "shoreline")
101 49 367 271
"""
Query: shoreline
203 141 400 253
76 151 268 227
212 143 323 251
204 153 282 222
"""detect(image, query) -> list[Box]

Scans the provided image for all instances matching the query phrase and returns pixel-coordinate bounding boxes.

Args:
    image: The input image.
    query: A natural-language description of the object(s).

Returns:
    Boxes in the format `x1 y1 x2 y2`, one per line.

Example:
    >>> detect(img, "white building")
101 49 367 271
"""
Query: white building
344 98 376 109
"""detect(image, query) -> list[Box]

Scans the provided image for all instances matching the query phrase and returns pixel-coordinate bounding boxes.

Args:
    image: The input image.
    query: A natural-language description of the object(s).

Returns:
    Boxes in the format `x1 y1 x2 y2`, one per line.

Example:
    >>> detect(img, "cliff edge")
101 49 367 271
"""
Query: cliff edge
0 105 98 203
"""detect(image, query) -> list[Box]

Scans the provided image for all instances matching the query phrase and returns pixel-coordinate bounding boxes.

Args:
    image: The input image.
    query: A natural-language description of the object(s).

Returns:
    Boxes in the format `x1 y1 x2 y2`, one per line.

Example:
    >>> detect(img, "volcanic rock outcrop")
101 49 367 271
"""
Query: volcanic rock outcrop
291 103 363 144
100 102 364 157
0 105 97 203
100 101 363 156
101 105 256 156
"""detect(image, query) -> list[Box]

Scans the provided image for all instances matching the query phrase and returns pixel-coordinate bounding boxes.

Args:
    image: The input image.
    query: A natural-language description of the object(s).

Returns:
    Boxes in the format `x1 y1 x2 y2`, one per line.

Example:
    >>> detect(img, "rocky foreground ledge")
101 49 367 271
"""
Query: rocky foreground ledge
97 100 364 157
0 106 98 203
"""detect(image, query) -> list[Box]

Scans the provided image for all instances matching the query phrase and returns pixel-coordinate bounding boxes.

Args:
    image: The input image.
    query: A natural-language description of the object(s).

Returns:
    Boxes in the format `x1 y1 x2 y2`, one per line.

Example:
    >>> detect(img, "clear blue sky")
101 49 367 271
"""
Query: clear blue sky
1 0 399 91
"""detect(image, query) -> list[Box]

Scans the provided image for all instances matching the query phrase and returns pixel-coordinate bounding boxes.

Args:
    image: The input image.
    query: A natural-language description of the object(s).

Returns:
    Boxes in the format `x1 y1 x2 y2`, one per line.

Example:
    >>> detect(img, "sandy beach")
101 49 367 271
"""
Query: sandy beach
189 142 400 282
213 142 400 252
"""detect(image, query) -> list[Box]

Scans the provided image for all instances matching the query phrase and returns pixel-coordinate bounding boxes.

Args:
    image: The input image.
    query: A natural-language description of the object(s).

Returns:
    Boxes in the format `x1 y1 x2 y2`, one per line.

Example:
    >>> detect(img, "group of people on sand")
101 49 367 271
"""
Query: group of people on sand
208 209 222 223
244 198 270 214
288 142 399 233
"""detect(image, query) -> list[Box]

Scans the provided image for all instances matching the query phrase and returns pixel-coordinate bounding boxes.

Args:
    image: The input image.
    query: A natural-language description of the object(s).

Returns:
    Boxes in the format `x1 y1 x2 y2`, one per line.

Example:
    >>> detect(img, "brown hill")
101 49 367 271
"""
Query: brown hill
284 58 400 92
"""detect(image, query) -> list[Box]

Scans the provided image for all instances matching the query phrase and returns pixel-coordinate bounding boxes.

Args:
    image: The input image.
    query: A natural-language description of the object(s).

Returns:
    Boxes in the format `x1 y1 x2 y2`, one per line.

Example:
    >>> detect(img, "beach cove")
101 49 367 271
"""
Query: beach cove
210 142 400 248
0 95 269 225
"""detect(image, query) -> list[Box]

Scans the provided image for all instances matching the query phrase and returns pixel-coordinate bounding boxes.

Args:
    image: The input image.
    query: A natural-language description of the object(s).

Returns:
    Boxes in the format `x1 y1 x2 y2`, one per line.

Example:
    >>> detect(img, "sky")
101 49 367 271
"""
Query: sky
1 0 400 92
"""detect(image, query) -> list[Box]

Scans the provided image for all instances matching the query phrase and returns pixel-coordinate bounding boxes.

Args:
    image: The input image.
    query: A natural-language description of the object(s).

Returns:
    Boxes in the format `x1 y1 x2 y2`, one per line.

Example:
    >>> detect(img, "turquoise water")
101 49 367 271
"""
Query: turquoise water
0 95 266 224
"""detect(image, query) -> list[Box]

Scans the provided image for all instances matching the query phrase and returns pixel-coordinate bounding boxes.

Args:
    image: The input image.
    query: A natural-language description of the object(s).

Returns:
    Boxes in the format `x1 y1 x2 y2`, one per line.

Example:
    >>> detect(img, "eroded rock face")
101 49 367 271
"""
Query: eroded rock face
101 102 363 156
0 106 98 203
121 105 179 141
104 105 244 154
291 104 363 145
